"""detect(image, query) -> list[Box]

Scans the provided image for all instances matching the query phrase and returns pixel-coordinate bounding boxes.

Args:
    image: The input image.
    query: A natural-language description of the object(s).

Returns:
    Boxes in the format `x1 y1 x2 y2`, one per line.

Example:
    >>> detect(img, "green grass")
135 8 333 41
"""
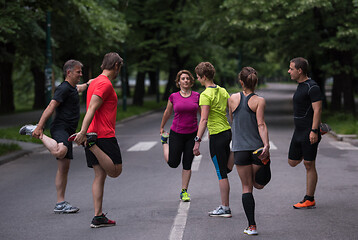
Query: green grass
322 111 358 135
0 100 167 145
0 143 21 156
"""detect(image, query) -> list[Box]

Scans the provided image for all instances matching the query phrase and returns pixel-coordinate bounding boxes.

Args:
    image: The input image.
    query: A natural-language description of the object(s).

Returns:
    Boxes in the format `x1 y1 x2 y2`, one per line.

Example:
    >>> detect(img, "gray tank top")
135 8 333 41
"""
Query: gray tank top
231 92 263 151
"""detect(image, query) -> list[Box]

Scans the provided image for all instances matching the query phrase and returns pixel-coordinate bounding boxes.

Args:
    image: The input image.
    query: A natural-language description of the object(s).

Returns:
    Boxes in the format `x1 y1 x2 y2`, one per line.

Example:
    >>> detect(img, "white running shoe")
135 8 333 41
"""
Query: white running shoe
244 225 258 235
208 205 232 218
19 124 37 136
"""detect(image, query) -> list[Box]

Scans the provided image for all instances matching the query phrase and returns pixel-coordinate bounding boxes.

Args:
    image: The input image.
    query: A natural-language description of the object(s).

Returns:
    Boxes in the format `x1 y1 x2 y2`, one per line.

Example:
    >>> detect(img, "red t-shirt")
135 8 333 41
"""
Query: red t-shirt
87 75 117 138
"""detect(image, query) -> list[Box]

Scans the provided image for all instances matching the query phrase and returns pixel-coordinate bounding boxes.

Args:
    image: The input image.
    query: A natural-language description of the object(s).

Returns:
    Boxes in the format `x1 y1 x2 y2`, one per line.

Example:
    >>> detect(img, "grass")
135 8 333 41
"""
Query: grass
0 143 21 156
0 99 166 156
322 111 358 135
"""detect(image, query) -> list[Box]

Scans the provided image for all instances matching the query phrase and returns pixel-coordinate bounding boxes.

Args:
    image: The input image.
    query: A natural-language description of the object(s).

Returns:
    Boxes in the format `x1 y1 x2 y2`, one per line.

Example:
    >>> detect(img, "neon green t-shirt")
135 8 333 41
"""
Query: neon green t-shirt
199 85 231 135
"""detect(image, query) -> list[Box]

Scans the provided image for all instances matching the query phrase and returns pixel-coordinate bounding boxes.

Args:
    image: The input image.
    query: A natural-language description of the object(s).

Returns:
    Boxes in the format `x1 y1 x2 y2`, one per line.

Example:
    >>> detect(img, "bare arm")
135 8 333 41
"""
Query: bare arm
77 78 94 93
32 100 60 139
228 93 240 123
74 94 103 145
310 100 322 144
193 105 210 156
160 100 173 135
256 98 270 159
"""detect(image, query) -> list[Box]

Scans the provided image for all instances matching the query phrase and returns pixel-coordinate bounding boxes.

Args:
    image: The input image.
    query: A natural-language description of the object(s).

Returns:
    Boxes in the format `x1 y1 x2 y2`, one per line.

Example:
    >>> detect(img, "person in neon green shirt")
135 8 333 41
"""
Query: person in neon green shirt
193 62 232 217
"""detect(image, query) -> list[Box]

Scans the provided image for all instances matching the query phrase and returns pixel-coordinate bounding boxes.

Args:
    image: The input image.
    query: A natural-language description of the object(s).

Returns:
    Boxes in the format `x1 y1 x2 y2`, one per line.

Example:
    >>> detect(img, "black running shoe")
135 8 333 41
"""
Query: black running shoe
90 213 116 228
68 132 97 149
85 132 97 149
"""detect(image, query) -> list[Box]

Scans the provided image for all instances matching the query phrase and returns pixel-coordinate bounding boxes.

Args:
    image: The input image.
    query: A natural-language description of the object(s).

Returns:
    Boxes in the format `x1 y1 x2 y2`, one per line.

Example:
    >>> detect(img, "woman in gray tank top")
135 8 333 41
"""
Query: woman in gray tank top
228 66 270 236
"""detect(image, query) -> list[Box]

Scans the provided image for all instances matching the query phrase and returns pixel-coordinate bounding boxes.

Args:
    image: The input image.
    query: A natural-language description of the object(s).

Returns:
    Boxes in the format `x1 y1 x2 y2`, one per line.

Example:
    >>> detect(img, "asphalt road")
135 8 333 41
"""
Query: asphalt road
0 83 357 240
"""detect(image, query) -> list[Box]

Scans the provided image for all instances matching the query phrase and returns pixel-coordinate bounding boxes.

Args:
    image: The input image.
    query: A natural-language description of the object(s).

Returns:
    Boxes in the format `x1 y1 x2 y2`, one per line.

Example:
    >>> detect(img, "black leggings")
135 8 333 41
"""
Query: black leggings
168 130 196 170
209 129 232 180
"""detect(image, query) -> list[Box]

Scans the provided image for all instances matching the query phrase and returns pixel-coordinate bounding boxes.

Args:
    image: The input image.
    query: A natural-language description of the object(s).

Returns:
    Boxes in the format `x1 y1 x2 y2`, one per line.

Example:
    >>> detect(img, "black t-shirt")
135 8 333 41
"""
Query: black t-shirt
293 78 322 129
51 81 80 132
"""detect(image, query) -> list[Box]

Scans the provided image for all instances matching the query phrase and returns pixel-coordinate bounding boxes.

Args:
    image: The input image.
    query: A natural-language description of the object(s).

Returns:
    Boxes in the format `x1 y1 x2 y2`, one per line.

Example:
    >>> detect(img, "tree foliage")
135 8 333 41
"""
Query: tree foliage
0 0 357 114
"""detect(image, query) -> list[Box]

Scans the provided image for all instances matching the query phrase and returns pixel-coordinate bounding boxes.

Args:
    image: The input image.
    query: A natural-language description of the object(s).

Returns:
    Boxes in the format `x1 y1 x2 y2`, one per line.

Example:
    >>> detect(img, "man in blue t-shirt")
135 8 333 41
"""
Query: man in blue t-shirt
19 60 91 213
287 57 322 209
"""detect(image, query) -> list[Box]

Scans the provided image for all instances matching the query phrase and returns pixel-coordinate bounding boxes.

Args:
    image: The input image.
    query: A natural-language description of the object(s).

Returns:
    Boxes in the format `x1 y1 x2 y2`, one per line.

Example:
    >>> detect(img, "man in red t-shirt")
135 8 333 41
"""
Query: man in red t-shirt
74 52 123 228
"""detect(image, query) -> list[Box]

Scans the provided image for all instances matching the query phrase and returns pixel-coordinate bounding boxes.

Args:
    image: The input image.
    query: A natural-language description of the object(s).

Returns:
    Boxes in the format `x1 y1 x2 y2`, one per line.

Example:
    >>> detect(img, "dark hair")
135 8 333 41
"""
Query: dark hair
101 52 123 70
63 60 83 77
175 70 195 88
195 62 215 81
239 66 258 91
290 57 309 76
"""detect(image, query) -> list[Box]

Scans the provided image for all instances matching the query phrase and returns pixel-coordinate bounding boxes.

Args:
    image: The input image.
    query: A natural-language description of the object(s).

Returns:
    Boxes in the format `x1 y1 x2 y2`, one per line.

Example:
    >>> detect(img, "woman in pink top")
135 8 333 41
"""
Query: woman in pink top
160 70 200 202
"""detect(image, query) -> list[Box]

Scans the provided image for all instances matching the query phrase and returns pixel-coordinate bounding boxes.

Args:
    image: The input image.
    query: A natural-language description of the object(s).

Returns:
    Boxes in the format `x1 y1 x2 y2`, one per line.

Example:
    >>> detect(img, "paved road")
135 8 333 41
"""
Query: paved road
1 83 358 240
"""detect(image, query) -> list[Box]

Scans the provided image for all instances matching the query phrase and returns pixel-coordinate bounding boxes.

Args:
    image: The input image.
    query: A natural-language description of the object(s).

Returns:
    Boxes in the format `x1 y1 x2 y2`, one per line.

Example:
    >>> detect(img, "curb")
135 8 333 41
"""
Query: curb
0 109 164 166
327 131 358 146
0 150 32 166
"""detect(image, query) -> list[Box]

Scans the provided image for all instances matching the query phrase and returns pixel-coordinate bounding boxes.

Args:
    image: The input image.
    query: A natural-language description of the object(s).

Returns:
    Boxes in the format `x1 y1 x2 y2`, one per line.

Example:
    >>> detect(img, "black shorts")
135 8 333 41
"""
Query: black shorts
50 127 74 160
288 129 321 161
209 129 232 180
168 130 196 170
85 137 122 168
234 150 271 186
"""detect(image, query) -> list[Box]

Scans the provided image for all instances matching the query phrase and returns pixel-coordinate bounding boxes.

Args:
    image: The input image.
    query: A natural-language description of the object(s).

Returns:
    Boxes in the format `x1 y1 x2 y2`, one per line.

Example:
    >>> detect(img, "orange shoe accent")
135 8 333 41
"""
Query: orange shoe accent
293 199 316 209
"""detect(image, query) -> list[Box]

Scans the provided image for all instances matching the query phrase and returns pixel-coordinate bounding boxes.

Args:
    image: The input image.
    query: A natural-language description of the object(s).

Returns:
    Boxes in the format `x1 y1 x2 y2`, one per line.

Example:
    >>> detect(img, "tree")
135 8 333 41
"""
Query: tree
0 0 128 113
0 0 45 113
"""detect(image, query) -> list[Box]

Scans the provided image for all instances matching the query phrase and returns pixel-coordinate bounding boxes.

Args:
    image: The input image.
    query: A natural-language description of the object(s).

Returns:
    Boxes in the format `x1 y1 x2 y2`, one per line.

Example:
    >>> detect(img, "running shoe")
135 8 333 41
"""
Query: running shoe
85 132 97 149
68 132 97 148
244 225 258 235
180 190 191 202
293 199 316 209
19 124 37 136
208 205 232 218
90 213 116 228
320 123 331 135
53 201 79 213
255 160 271 187
161 132 169 144
252 147 269 165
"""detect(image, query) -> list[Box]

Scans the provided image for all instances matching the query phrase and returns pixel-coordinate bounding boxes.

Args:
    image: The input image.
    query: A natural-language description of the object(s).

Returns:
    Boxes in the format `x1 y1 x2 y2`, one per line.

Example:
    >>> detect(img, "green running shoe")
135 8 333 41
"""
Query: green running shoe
161 132 169 144
180 190 191 202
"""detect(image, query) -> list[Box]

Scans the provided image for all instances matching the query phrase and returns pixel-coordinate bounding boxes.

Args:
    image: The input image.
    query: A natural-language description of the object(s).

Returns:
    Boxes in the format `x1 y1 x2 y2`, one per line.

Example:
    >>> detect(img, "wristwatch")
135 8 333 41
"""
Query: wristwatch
194 136 201 142
311 129 318 133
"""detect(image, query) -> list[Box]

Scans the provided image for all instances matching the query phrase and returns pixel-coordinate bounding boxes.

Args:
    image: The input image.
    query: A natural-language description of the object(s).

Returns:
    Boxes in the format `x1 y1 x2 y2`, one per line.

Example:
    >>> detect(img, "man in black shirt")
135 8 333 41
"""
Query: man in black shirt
19 60 91 213
287 57 322 209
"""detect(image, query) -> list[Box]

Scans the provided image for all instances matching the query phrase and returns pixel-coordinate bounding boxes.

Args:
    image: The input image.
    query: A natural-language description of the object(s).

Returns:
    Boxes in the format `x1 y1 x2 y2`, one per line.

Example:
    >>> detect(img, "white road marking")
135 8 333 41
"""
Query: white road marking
330 141 358 150
191 155 202 171
127 141 158 151
169 201 190 240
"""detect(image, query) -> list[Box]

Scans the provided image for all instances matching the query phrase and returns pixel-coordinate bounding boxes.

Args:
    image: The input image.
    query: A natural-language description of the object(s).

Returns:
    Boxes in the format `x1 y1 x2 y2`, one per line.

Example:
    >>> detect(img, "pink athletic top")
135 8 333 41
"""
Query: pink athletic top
169 91 200 134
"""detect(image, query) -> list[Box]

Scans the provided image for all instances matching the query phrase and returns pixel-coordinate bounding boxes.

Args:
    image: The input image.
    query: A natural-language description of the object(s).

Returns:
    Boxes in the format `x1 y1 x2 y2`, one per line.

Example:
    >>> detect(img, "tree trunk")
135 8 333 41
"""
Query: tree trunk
331 74 342 111
330 50 355 113
163 48 180 101
133 71 145 106
0 43 16 113
147 70 157 95
31 65 46 109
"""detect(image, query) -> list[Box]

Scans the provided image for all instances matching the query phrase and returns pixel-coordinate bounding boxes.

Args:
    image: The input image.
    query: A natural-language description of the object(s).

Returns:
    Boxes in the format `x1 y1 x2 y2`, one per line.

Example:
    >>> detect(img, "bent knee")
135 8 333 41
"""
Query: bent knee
168 161 180 169
108 165 122 178
54 150 67 159
254 183 264 190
